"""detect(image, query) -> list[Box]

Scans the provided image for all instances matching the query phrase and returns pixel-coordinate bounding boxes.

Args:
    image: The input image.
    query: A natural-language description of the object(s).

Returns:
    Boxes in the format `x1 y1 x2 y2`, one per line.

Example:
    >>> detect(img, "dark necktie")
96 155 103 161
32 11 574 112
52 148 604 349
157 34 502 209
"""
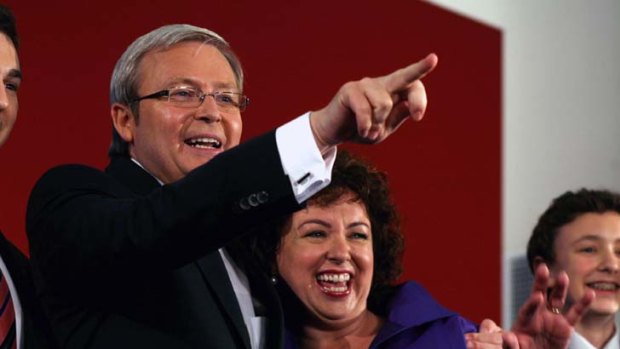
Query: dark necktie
0 272 16 349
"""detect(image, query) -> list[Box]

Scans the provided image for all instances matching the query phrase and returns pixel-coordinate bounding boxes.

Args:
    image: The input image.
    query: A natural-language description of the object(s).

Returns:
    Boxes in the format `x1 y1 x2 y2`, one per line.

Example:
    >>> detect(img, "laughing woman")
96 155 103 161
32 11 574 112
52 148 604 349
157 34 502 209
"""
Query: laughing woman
250 150 476 348
245 151 590 348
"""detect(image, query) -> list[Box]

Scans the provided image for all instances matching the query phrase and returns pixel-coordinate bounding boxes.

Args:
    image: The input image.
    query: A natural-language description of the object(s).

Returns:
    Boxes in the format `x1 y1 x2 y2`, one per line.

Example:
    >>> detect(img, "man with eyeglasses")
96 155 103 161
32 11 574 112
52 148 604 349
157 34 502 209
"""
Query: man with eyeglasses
25 24 439 349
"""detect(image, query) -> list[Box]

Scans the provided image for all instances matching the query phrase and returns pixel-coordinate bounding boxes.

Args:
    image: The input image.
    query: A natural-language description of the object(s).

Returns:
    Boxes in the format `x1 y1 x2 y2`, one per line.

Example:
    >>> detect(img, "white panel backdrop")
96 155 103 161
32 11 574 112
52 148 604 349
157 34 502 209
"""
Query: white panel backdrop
426 0 620 327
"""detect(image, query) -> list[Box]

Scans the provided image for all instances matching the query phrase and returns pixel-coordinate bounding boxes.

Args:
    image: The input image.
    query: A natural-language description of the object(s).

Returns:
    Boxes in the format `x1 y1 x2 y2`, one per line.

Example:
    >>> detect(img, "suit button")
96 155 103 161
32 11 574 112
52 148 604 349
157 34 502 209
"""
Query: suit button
257 191 269 204
239 198 251 210
248 194 259 207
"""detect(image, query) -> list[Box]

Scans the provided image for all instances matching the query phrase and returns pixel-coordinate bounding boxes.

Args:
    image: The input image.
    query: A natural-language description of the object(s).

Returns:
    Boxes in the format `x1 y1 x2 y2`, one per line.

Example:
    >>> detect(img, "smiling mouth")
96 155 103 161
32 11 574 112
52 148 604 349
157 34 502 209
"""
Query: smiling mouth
185 137 222 149
316 272 351 296
587 282 620 292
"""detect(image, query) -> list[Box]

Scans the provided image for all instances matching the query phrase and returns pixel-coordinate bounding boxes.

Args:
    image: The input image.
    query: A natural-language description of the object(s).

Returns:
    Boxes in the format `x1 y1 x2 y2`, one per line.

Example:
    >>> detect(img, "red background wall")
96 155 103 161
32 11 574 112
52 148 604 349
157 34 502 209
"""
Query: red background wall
1 0 501 323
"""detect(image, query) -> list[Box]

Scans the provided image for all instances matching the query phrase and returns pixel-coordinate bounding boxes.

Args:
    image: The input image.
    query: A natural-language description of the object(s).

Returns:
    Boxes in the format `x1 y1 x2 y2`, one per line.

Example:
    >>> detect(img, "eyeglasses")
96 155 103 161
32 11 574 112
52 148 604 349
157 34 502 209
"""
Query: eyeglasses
132 86 250 112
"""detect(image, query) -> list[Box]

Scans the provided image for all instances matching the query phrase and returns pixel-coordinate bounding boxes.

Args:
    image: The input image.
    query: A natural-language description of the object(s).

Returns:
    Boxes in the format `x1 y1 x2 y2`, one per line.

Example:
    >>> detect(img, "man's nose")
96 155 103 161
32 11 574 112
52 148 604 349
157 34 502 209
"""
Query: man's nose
599 248 620 273
193 95 222 122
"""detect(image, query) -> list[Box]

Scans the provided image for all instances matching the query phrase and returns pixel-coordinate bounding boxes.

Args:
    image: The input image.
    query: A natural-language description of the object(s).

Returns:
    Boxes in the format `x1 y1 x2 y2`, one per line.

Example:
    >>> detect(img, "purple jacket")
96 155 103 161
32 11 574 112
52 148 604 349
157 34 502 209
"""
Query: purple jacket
284 281 477 348
369 281 477 348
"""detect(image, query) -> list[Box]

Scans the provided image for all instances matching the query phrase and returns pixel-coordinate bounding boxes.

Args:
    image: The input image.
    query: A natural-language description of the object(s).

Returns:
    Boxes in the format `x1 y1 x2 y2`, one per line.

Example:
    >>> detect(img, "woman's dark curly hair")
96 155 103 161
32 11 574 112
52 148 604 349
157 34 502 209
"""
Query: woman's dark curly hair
526 188 620 273
248 150 404 314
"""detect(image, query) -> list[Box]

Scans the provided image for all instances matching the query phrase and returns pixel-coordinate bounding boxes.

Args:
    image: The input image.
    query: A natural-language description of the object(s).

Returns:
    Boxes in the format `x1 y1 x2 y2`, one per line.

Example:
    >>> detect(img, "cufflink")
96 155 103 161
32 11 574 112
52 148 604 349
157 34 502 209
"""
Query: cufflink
296 173 311 185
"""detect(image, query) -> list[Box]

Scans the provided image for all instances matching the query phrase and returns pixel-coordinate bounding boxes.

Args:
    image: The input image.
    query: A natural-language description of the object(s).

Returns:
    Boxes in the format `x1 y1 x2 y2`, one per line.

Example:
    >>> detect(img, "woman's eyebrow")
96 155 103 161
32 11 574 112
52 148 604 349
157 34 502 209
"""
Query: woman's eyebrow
298 219 330 229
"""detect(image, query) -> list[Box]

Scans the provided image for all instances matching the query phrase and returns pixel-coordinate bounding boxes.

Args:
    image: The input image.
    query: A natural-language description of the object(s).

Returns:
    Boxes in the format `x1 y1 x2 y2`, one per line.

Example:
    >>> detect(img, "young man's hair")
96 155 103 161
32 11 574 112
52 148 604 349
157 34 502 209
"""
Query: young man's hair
0 5 19 49
526 188 620 272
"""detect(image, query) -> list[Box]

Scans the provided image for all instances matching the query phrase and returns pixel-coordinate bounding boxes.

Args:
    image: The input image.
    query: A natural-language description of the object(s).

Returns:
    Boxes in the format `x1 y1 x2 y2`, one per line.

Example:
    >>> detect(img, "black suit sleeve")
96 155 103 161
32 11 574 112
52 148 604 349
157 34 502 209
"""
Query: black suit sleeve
26 132 301 296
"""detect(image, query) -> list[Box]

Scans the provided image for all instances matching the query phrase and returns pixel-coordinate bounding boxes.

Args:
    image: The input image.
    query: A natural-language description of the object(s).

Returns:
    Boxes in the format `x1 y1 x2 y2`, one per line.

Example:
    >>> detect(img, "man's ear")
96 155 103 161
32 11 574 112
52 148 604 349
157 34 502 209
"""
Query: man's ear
111 103 136 143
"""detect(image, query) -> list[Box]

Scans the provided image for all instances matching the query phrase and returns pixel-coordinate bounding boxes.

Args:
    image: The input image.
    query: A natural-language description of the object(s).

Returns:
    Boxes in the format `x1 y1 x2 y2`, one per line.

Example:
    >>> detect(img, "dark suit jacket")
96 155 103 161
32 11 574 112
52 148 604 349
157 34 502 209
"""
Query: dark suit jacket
26 132 301 349
0 232 56 349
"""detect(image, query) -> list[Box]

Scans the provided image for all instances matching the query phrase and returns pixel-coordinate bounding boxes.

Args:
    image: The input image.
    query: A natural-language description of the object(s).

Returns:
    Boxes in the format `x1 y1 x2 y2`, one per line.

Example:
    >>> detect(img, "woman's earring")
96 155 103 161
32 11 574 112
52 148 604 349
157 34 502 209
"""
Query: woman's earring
270 273 278 285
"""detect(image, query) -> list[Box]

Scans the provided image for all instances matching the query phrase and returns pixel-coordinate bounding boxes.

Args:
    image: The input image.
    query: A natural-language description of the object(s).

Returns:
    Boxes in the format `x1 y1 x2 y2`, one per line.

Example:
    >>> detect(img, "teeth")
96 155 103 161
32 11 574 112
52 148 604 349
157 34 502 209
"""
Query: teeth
321 285 348 293
316 273 351 282
589 282 619 291
186 137 221 148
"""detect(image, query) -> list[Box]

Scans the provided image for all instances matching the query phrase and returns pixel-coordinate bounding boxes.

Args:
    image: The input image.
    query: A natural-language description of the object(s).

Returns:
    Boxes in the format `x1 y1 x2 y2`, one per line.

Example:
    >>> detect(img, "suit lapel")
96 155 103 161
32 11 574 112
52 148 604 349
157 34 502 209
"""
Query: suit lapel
247 266 284 348
106 157 253 348
196 253 251 349
0 233 27 299
229 245 284 349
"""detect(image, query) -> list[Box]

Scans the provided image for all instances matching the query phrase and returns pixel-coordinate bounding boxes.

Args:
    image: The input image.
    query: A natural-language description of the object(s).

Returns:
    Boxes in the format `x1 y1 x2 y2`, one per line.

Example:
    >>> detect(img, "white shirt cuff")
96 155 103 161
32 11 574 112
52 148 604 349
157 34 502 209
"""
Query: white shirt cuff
275 112 336 204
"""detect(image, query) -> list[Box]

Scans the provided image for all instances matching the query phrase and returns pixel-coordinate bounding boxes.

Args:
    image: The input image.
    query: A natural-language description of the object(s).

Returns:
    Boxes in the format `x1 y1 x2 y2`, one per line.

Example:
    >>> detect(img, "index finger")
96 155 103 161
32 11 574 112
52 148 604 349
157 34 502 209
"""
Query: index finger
531 263 551 294
382 53 438 93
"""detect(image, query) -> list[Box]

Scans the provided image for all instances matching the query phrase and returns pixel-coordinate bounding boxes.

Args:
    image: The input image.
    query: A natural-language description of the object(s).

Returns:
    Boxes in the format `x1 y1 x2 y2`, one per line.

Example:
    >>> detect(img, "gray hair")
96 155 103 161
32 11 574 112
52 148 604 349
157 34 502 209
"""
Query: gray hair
108 24 244 157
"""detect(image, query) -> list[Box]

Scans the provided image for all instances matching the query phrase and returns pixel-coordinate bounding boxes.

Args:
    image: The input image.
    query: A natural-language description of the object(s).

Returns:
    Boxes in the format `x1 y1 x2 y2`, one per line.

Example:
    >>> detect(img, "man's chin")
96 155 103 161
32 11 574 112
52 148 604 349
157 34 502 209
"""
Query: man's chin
185 153 219 170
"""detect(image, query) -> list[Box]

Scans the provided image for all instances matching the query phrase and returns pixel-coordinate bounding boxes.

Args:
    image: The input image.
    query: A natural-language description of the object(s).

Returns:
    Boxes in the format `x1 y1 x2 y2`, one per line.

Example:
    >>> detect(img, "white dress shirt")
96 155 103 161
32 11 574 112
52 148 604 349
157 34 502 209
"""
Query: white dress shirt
569 328 620 349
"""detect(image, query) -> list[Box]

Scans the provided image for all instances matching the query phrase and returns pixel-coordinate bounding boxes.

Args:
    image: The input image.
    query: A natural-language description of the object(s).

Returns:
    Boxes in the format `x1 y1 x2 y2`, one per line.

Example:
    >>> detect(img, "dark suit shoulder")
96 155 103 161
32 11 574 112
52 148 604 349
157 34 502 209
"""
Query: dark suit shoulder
26 164 129 235
31 163 124 197
36 163 104 181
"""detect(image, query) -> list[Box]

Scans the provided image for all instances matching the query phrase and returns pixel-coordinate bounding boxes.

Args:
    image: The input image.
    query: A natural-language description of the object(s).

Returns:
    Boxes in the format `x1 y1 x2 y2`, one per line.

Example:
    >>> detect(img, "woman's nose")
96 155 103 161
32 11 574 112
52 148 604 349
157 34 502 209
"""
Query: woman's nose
325 234 350 264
